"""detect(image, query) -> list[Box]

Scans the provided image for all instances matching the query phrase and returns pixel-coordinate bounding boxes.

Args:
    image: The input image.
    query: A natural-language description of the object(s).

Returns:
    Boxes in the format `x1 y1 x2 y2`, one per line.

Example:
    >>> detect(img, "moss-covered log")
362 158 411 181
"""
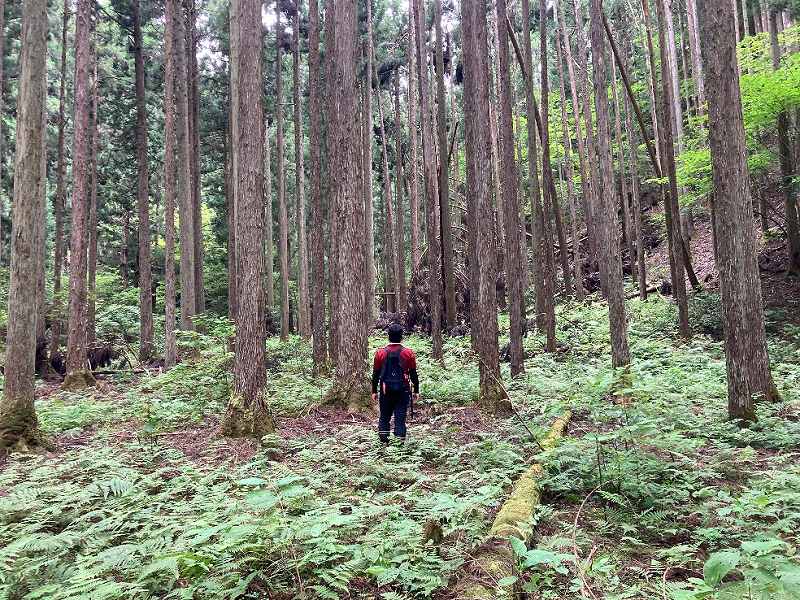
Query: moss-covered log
453 410 572 599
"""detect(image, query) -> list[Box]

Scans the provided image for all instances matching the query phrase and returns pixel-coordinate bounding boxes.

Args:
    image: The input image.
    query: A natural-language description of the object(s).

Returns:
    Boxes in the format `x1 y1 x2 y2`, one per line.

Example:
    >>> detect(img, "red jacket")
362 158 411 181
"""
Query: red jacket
372 344 419 394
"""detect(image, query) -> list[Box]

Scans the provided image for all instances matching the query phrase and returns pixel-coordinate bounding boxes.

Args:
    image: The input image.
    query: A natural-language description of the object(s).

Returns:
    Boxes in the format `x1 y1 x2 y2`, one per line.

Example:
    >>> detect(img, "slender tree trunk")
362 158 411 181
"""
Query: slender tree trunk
686 0 705 118
88 71 99 347
497 0 525 376
375 81 397 313
187 0 204 314
309 0 327 371
462 0 504 411
768 10 800 273
555 29 584 299
223 0 273 437
293 3 311 337
522 0 553 348
64 0 96 389
435 0 456 328
133 0 153 361
164 0 179 368
263 110 275 310
0 0 47 449
407 12 421 272
624 71 648 299
697 0 779 420
394 70 407 313
0 0 5 266
51 1 70 356
589 0 632 369
641 0 662 168
656 0 691 339
172 0 196 330
413 0 443 359
225 117 236 319
611 58 635 267
276 7 290 339
662 0 684 151
328 0 368 406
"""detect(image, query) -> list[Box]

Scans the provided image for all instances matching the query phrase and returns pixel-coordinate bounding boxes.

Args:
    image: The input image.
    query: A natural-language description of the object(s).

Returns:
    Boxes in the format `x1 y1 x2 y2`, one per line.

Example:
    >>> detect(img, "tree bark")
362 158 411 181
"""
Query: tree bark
133 0 154 361
363 0 376 324
768 10 800 273
276 6 290 339
611 58 635 267
188 0 204 314
413 0 443 360
293 3 311 337
624 69 648 299
308 0 326 371
375 78 396 313
589 0 632 369
164 0 179 368
685 0 705 119
462 0 504 411
394 70 407 313
555 29 584 300
172 0 196 330
522 0 554 349
640 0 662 168
327 0 368 406
407 11 421 272
51 1 70 357
64 0 96 390
497 0 525 376
88 72 99 347
0 0 47 449
435 0 456 328
697 0 779 420
223 0 273 437
656 0 691 339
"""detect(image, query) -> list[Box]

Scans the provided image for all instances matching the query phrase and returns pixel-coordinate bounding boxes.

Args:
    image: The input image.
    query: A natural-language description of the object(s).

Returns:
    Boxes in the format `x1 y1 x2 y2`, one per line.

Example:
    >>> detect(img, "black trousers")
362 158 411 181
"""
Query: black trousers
378 389 411 441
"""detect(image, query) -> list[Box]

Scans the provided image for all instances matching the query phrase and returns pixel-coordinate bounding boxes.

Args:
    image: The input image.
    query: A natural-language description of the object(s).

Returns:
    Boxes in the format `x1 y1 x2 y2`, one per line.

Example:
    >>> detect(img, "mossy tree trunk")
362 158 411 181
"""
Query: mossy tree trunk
0 0 47 449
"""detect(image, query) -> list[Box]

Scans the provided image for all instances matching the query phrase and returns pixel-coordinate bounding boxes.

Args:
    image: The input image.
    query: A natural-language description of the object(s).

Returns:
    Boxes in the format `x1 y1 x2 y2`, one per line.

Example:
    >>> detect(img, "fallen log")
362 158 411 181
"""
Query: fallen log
452 410 572 599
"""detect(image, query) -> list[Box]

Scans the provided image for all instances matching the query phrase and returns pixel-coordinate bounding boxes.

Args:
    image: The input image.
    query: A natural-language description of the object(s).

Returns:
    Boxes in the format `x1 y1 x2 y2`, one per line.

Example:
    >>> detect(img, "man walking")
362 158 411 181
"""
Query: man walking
371 324 419 443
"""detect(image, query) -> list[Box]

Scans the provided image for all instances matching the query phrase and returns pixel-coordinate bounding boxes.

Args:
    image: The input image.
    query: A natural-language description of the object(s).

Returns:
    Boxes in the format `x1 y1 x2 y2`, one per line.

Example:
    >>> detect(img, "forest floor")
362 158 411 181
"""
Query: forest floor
1 286 799 599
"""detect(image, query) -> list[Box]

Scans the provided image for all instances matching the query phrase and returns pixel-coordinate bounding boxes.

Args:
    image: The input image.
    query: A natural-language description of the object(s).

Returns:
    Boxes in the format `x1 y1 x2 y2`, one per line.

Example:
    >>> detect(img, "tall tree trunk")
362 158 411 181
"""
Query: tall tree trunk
328 0 368 406
87 60 99 347
555 28 584 299
225 117 236 319
435 0 456 328
64 0 96 390
497 0 525 376
589 0 632 369
309 0 327 372
462 0 504 411
133 0 154 361
394 70 407 313
276 6 290 339
0 0 5 266
264 109 275 309
538 0 572 300
662 0 684 151
686 0 705 119
623 67 648 299
52 1 69 356
768 10 800 273
697 0 779 420
640 0 662 168
413 0 443 359
611 58 635 266
164 0 179 368
363 0 376 324
656 0 691 339
407 12 421 272
375 81 396 313
523 0 554 348
0 0 47 449
184 0 204 314
172 0 196 330
557 1 591 299
293 2 311 338
223 0 273 437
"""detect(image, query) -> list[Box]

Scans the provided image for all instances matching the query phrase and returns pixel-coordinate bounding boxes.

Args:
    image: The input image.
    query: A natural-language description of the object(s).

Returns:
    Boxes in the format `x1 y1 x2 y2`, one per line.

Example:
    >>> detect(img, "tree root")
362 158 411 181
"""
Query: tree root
451 410 572 599
61 369 97 392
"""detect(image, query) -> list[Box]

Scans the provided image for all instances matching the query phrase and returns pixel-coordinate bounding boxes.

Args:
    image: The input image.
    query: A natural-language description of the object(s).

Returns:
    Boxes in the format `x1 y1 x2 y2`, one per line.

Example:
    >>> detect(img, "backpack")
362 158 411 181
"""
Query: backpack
379 346 408 394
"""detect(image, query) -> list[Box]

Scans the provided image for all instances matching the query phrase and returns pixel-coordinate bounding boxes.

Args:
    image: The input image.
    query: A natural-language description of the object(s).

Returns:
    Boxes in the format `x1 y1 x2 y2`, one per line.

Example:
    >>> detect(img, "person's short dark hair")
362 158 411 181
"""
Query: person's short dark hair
388 323 404 343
